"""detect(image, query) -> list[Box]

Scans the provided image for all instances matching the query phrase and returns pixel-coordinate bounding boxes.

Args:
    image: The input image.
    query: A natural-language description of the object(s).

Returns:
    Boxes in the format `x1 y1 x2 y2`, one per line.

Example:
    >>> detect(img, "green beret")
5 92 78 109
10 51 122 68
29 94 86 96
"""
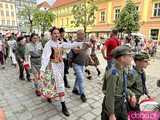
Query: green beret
111 46 132 58
134 52 150 61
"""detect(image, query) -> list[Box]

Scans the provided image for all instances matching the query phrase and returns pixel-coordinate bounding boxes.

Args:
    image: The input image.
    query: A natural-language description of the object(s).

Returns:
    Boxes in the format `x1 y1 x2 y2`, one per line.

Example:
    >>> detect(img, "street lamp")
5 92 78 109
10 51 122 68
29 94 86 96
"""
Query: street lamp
42 8 48 35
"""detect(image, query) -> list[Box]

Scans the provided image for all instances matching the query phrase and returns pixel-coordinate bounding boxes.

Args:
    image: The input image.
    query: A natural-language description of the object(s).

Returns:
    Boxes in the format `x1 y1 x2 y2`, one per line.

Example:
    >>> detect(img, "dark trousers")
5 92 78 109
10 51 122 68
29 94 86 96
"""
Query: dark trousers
0 51 4 65
18 60 30 79
101 96 128 120
63 59 69 86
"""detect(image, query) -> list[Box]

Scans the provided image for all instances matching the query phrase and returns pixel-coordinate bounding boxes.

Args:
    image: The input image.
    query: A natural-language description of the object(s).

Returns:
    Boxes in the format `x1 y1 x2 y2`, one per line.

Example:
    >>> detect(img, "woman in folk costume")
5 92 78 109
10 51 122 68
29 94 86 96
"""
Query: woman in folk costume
25 33 43 94
40 27 89 116
89 35 101 75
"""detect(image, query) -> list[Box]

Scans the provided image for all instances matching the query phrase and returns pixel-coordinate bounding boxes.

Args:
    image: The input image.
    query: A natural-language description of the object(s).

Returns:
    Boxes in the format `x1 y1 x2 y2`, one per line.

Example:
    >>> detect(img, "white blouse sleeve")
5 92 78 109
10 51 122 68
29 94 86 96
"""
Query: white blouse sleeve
61 42 84 49
40 41 52 72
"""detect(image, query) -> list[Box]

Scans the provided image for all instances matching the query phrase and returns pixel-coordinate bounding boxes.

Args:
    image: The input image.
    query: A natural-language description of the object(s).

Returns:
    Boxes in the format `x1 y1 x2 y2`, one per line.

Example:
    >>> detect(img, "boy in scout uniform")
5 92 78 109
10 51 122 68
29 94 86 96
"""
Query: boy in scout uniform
101 46 133 120
15 36 30 81
127 52 150 111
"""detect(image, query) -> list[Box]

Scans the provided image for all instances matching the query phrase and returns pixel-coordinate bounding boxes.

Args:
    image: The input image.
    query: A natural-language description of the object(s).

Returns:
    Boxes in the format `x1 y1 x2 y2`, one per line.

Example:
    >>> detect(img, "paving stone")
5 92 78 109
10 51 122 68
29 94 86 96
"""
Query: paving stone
16 111 33 120
82 112 96 120
0 52 160 120
48 115 63 120
91 108 102 116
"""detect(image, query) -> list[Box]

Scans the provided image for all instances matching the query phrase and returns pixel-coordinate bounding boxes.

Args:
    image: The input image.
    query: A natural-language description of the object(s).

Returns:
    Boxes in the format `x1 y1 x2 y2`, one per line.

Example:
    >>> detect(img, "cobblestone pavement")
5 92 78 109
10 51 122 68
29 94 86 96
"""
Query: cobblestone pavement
0 51 160 120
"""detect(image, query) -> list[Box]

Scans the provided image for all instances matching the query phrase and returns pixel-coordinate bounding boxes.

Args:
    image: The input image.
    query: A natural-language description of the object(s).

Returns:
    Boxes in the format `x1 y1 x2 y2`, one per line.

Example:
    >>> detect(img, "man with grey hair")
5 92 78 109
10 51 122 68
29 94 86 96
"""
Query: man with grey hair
71 30 91 102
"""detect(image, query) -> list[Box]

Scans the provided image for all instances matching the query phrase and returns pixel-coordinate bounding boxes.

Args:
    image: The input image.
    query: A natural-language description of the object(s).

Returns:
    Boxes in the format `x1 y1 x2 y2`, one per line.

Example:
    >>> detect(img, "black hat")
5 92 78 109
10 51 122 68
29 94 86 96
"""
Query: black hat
59 27 65 33
17 36 24 42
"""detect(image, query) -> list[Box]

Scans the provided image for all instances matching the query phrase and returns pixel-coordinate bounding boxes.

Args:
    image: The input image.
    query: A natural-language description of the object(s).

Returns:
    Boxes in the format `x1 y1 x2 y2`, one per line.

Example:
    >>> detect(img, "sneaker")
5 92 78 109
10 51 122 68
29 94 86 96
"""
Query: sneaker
80 94 87 102
72 89 80 95
97 70 101 76
87 76 92 80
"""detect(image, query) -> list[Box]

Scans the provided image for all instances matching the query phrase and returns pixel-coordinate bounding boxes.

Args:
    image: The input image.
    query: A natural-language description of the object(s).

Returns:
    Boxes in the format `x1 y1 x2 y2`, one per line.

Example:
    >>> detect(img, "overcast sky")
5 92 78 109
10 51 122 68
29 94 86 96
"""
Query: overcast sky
37 0 56 5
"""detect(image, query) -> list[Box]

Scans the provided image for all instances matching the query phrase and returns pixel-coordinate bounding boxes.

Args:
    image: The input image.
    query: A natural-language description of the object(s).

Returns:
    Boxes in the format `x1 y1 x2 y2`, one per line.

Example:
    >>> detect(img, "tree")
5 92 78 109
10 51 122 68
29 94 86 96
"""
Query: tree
115 0 140 34
18 5 38 33
71 0 98 37
33 9 55 34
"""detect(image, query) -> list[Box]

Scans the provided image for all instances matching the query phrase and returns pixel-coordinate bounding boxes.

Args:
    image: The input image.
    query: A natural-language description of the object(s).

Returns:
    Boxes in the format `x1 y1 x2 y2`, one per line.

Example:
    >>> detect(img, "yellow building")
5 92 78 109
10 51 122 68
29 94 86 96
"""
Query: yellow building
0 0 17 33
50 0 160 41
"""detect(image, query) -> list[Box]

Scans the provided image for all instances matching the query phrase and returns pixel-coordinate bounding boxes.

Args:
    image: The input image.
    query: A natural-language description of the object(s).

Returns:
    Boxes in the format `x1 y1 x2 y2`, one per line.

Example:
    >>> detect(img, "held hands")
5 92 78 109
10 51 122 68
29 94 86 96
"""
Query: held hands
20 58 24 62
40 71 45 79
103 55 107 60
83 42 92 47
109 114 116 120
129 96 137 107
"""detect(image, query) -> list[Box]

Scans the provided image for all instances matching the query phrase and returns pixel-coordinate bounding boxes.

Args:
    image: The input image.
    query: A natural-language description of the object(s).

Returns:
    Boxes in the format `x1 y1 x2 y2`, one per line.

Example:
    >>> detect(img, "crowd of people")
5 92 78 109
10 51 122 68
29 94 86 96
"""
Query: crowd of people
0 27 159 119
0 27 102 117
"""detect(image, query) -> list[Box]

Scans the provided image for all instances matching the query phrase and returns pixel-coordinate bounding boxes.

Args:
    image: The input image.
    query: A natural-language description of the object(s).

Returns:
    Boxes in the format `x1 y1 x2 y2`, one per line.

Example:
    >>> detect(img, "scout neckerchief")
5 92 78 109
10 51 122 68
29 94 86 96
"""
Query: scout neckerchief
123 71 128 101
140 71 150 97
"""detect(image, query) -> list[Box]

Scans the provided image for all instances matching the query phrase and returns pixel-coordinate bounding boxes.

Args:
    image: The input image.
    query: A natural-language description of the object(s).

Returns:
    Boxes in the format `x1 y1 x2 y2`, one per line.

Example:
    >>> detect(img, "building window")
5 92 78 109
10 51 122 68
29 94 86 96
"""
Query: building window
153 3 160 17
0 4 2 8
66 18 69 25
7 20 10 25
11 12 14 16
1 11 4 16
114 8 121 20
150 29 159 40
5 4 8 8
2 20 5 25
12 21 15 26
100 11 106 23
6 11 9 16
11 5 13 9
61 19 64 26
136 6 139 11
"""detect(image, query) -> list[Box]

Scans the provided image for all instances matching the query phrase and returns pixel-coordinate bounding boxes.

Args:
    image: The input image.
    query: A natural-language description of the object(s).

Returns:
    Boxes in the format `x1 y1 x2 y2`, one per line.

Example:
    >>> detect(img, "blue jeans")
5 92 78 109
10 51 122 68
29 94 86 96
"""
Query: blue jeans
73 64 85 95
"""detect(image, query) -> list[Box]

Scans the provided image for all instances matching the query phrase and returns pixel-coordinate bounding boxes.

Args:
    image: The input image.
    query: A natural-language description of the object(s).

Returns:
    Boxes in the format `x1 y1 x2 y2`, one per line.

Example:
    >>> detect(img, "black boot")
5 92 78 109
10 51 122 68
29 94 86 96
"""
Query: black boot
61 102 70 116
72 89 80 95
97 68 101 76
80 94 87 102
85 69 91 75
64 74 70 88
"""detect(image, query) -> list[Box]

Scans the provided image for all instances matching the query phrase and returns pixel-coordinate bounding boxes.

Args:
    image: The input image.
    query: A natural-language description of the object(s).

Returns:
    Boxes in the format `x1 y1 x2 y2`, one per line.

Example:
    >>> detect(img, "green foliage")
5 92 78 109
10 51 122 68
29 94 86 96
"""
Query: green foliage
71 0 98 34
18 5 38 33
115 0 140 34
33 9 55 34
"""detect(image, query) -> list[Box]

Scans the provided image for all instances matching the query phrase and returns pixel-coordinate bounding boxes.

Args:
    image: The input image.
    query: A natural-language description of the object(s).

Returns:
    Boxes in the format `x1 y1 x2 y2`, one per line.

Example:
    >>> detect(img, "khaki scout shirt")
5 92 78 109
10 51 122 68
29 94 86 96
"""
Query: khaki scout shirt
102 62 126 115
127 67 148 100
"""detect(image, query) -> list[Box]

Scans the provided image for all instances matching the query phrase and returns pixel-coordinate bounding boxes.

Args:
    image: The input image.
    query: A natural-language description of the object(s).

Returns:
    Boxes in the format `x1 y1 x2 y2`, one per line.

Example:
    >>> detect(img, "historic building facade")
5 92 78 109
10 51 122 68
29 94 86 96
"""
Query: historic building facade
49 0 160 41
0 0 17 33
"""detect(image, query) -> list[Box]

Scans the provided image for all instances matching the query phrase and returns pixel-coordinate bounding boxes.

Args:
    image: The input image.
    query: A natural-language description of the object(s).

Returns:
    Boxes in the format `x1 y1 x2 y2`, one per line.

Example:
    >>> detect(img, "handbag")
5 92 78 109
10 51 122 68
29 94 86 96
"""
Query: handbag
23 61 30 71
